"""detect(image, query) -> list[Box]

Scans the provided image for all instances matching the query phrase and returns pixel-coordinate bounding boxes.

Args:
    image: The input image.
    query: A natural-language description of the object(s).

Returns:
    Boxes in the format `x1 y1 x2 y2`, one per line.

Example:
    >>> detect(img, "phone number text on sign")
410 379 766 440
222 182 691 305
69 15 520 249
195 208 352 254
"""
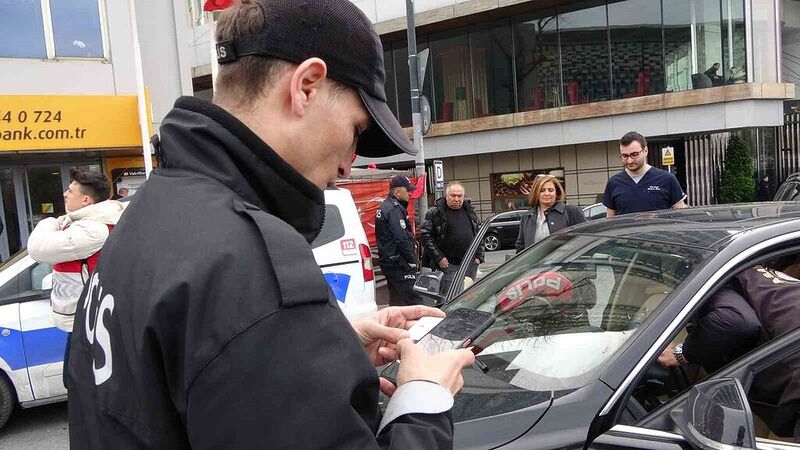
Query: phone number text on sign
2 110 63 124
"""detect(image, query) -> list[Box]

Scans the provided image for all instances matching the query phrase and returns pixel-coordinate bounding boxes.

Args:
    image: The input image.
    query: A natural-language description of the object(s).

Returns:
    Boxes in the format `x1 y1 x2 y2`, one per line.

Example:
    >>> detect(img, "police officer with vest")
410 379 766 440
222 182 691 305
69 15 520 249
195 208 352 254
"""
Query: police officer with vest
377 176 423 306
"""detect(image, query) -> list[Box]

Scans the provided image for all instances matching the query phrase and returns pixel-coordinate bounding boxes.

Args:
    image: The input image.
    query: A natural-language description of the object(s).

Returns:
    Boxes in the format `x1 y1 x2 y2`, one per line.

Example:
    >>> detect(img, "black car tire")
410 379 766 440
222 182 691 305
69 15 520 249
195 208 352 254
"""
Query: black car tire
0 373 15 430
484 233 502 252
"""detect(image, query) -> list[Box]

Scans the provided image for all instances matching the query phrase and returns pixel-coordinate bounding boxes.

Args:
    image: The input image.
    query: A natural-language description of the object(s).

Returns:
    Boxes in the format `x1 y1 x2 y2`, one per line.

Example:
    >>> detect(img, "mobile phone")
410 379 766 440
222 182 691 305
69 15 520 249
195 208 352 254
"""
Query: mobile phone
381 308 495 384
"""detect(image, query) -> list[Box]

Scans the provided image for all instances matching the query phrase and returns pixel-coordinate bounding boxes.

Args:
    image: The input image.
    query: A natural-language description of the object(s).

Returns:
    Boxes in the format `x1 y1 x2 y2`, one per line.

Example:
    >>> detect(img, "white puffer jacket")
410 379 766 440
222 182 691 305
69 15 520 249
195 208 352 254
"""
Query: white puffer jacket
28 200 126 332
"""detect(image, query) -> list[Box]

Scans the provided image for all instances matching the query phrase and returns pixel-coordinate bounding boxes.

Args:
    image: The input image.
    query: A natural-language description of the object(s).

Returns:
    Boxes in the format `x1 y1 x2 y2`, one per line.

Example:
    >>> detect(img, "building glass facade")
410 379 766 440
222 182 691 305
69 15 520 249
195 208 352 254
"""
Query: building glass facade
382 0 748 123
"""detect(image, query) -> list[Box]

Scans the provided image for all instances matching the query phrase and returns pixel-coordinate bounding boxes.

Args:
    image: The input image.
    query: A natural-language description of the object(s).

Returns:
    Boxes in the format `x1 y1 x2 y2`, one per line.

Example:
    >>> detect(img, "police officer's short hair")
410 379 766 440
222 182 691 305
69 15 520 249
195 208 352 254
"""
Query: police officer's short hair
214 1 348 109
620 131 647 149
214 1 290 108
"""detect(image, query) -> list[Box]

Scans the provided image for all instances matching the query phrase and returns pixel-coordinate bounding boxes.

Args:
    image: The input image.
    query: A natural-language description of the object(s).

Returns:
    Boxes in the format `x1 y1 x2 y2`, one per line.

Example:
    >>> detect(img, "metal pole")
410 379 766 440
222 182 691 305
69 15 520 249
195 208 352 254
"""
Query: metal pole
128 0 154 178
207 12 219 93
406 0 428 222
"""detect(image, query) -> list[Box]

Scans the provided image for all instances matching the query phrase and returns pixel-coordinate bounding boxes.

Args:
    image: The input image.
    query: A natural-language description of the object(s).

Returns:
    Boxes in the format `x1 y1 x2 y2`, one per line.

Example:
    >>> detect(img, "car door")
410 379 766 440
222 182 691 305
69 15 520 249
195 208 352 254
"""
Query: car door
16 259 67 400
590 327 800 449
0 255 40 404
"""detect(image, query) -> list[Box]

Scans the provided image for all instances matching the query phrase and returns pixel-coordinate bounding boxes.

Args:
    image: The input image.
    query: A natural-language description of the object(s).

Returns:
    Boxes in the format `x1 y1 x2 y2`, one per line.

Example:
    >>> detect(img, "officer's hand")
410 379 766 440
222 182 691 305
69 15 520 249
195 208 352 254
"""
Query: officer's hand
474 258 481 265
395 339 475 395
657 342 680 367
438 257 449 269
351 306 446 366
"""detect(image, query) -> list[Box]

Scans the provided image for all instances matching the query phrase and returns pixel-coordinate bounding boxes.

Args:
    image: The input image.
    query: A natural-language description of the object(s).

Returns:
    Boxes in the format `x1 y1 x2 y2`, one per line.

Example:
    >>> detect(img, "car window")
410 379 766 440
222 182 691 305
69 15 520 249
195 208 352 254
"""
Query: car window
442 234 707 423
774 181 800 201
30 262 52 291
0 271 19 301
492 213 520 224
747 345 800 443
0 260 51 302
311 204 345 248
628 252 800 435
590 206 606 220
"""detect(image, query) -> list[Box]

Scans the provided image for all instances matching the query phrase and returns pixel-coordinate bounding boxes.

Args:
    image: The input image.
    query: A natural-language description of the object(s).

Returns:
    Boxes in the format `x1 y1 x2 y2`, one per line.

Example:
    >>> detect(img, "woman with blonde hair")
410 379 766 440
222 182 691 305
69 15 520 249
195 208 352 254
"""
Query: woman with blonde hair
515 175 586 253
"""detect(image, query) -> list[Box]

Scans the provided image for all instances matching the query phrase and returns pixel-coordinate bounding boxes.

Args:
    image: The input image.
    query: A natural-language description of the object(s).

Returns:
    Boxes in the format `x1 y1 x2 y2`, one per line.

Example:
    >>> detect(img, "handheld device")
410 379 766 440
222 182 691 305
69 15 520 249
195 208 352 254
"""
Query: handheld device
381 308 495 384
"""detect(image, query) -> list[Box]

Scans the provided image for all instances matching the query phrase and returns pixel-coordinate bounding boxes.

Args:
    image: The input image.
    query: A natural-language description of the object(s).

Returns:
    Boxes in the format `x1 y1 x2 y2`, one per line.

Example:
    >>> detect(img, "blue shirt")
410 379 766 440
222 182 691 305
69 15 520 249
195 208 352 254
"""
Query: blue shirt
603 167 686 215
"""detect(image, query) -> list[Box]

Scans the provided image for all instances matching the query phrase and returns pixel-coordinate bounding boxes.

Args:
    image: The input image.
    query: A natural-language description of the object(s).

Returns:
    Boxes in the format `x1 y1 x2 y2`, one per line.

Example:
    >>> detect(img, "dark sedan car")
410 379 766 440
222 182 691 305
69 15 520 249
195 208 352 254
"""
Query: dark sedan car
482 209 527 251
412 203 800 449
775 172 800 201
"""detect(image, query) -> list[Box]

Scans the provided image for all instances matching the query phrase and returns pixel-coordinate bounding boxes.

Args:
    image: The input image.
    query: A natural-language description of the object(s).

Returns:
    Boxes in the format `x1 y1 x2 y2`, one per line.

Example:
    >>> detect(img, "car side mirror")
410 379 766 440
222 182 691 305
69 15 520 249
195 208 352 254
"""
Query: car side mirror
413 272 445 305
670 377 756 450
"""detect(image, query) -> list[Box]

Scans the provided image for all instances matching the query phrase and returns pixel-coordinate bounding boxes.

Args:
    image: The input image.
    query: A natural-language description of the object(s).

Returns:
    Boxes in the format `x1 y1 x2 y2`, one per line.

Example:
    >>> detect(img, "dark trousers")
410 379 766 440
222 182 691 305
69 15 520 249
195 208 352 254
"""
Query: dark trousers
440 261 479 294
63 332 71 389
381 264 422 306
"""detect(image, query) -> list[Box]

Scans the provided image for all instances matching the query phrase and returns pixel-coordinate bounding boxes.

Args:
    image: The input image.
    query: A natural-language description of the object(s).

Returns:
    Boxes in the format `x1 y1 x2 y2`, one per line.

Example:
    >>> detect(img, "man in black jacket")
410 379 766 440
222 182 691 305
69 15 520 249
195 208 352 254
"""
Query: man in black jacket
421 181 484 293
658 264 800 440
66 1 474 449
376 176 422 306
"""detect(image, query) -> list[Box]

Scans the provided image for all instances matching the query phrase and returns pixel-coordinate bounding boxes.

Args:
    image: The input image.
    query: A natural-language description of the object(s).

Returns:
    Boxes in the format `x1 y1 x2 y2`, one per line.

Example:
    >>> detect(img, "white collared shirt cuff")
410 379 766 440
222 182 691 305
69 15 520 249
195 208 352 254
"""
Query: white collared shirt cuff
377 381 454 435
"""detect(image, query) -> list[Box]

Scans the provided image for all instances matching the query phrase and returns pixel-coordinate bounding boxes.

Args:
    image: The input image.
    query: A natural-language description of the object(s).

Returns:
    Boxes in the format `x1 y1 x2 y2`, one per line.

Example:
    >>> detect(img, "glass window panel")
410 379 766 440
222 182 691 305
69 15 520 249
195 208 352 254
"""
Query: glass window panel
0 0 46 58
469 20 515 117
609 0 664 99
0 169 22 258
664 0 723 92
394 39 433 127
383 45 399 118
514 8 560 111
431 28 473 122
26 166 65 229
559 0 611 105
50 0 104 58
722 0 747 84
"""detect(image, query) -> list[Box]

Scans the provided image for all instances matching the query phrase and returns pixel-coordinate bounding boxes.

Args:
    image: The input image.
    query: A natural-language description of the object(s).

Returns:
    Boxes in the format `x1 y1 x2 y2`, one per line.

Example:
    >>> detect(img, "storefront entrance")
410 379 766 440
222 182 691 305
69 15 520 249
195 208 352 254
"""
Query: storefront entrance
0 161 101 262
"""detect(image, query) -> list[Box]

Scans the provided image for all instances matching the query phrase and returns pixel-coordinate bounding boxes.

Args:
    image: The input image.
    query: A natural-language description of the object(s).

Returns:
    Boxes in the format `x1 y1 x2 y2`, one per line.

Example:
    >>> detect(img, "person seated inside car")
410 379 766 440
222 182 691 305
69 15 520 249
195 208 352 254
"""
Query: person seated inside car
658 257 800 441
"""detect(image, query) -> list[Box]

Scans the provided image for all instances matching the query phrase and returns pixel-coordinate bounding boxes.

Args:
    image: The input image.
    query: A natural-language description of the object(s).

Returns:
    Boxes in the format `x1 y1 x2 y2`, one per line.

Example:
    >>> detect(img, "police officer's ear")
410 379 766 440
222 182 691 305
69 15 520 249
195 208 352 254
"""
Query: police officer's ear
289 57 329 117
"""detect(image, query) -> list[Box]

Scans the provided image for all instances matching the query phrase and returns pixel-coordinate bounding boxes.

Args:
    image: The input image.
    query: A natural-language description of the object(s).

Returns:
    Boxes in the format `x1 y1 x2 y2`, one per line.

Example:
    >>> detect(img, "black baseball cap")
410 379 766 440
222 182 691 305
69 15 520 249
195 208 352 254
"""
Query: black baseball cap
390 176 415 191
214 0 415 158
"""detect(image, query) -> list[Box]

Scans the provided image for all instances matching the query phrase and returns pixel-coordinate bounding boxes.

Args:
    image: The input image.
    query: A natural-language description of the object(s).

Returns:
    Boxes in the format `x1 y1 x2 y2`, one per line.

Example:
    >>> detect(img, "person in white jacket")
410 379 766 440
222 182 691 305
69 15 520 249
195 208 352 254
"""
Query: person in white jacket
27 169 125 386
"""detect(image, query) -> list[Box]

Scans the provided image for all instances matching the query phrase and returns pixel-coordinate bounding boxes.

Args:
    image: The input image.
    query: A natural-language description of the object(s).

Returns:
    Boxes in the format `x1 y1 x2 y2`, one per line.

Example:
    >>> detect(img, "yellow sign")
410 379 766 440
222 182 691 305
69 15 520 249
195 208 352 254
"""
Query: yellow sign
0 95 147 152
662 146 675 166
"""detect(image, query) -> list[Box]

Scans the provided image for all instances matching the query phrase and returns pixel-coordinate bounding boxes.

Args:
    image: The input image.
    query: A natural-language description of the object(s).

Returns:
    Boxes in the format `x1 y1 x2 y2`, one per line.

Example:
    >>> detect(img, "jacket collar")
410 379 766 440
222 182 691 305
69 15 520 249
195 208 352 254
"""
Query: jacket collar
534 202 566 214
158 97 324 243
389 193 408 208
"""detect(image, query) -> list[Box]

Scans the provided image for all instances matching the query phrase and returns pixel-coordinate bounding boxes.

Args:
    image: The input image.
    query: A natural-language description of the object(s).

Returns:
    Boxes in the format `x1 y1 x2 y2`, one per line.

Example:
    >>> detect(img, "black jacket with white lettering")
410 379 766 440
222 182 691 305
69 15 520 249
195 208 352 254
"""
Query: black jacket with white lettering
67 97 452 449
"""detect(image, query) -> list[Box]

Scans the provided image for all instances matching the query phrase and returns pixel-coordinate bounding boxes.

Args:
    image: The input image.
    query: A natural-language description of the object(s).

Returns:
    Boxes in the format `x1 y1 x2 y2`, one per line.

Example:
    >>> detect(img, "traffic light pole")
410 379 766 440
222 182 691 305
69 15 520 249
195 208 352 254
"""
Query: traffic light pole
406 0 428 222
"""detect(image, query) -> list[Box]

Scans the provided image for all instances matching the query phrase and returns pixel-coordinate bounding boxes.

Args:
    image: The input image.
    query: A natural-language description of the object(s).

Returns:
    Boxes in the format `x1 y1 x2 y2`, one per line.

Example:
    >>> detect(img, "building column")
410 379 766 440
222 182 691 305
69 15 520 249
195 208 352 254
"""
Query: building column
749 0 781 83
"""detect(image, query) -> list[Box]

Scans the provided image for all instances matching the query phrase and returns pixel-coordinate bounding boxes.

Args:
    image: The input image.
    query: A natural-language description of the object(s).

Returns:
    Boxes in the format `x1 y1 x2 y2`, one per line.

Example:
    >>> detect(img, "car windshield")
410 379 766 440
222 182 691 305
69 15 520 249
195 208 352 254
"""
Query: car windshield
443 234 710 422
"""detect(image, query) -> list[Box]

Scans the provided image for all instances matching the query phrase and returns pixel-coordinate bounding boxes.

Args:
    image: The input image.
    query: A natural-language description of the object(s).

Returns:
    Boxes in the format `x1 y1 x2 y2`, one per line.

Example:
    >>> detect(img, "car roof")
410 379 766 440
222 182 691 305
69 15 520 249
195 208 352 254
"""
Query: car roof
567 202 800 249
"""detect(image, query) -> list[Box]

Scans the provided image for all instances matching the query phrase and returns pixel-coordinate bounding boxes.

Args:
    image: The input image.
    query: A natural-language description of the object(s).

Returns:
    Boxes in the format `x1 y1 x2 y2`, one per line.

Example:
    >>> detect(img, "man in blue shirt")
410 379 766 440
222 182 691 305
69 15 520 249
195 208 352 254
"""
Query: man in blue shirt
603 131 687 217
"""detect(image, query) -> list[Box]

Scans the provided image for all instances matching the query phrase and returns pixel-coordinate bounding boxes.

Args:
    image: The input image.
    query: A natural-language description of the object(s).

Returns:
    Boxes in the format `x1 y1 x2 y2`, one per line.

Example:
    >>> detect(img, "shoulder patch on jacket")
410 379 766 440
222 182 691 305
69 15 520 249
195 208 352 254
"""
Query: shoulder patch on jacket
234 200 330 308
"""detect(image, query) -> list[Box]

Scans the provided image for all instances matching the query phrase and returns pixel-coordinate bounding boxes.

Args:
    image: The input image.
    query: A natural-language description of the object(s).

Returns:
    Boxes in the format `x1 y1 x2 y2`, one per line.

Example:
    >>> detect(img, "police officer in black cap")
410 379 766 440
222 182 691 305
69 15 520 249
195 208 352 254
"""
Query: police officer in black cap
65 0 474 448
376 176 423 306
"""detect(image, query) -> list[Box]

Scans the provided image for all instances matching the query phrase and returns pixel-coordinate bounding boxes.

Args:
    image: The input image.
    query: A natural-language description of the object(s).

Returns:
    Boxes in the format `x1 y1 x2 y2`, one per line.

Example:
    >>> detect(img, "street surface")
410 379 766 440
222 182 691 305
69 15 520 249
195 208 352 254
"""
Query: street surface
0 402 68 450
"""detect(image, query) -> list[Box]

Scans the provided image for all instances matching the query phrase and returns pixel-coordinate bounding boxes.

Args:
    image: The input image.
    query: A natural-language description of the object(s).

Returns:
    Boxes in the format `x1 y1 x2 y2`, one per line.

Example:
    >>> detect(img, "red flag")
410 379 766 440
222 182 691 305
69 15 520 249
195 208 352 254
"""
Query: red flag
203 0 235 12
409 173 427 200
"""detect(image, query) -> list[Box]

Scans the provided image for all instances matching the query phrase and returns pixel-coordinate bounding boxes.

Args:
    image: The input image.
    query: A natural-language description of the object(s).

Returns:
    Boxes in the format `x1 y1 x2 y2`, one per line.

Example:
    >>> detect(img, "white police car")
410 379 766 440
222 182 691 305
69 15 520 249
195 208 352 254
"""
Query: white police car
312 188 377 321
0 188 376 430
0 251 65 429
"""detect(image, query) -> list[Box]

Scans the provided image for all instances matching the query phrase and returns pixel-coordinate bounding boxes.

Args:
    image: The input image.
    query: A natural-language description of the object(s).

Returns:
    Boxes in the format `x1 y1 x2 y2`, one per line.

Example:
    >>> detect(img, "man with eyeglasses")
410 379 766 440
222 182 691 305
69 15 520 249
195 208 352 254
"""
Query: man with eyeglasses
603 131 687 217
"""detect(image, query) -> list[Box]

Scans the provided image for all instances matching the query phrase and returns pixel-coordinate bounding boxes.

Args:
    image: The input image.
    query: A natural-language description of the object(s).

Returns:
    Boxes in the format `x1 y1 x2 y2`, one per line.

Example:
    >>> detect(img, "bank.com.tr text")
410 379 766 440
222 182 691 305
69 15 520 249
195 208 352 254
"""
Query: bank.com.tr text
1 110 87 142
